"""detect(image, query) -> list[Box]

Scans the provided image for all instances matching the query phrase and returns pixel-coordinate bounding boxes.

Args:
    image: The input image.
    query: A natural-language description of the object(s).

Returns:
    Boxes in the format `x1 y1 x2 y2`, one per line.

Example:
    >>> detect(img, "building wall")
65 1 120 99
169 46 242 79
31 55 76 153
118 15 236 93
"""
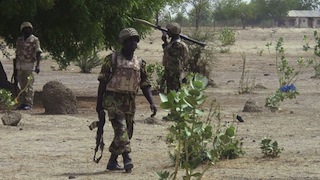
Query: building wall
285 17 320 28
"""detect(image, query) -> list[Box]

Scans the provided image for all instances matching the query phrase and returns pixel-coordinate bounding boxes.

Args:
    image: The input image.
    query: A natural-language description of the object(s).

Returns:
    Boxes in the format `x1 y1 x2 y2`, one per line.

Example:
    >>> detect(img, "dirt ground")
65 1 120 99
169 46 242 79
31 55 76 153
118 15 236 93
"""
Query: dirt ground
1 28 320 180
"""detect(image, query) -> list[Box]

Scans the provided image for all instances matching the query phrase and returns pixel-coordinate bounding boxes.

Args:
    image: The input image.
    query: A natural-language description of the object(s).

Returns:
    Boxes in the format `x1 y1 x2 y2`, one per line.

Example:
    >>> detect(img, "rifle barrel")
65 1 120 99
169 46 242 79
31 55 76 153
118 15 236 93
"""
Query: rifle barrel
133 18 206 47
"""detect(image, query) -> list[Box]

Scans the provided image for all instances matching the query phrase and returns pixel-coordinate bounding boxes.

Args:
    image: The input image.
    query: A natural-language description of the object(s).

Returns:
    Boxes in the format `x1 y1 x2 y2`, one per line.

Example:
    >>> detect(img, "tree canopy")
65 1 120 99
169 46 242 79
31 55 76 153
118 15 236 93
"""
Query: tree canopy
0 0 180 69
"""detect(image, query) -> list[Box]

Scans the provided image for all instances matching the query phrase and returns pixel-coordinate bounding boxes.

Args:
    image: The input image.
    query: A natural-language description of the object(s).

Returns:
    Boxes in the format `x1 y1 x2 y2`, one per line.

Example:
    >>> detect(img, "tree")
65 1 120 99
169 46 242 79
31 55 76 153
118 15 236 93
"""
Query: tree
0 0 181 69
213 0 249 28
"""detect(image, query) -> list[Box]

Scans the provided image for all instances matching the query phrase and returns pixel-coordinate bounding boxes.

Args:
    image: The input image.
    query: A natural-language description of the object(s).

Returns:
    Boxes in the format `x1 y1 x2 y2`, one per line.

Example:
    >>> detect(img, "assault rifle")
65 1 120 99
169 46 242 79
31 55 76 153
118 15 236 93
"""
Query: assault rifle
89 110 106 163
133 18 206 47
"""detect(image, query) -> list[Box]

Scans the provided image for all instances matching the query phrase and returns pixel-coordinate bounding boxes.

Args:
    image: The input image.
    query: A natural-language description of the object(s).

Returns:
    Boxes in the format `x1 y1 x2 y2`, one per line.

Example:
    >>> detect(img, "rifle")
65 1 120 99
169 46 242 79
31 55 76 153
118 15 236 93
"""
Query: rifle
10 59 19 98
89 110 106 163
133 18 206 47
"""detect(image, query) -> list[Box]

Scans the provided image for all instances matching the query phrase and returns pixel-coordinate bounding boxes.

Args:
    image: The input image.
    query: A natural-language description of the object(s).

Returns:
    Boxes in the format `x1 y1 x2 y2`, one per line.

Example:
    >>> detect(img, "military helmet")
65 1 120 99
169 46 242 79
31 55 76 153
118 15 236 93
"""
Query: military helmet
118 28 140 44
20 22 33 32
166 22 181 35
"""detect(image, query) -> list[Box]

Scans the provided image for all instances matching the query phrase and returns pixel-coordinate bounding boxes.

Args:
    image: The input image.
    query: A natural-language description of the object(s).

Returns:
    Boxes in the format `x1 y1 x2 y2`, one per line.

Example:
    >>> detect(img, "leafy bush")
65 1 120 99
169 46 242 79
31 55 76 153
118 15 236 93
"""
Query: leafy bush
0 89 17 111
159 74 214 180
260 137 284 158
303 31 320 78
213 125 245 160
0 76 32 111
265 38 312 110
219 27 235 46
75 53 102 73
146 62 165 92
186 29 216 80
158 74 244 180
238 53 255 94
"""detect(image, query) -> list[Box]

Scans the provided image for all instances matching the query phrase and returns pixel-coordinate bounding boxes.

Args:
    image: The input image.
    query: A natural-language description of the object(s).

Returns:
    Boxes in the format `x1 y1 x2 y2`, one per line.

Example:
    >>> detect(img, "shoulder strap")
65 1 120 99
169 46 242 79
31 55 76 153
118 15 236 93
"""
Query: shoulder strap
106 52 118 84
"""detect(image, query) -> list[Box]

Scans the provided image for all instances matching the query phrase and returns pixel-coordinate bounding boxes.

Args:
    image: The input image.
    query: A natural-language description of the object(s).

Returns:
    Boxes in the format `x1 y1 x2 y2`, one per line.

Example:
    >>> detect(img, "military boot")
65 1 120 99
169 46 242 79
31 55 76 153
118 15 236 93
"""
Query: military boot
122 152 134 173
106 153 123 170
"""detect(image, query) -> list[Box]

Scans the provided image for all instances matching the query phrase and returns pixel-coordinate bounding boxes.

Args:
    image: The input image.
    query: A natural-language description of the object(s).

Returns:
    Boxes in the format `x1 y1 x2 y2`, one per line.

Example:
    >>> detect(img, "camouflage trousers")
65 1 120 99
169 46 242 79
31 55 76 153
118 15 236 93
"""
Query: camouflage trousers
164 69 181 93
103 91 136 155
17 70 34 106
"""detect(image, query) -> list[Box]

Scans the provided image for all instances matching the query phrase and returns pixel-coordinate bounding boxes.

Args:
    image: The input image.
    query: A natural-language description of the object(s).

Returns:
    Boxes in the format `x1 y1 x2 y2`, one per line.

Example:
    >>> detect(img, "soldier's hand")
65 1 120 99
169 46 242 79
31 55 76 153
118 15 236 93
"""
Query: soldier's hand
161 31 168 43
35 66 40 74
150 104 157 117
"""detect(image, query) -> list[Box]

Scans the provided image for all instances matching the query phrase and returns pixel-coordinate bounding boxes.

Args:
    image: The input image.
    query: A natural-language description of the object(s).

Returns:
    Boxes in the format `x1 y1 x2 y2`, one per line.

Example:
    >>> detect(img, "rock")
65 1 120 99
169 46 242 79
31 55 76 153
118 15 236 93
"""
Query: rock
41 81 78 114
243 99 263 112
1 111 22 126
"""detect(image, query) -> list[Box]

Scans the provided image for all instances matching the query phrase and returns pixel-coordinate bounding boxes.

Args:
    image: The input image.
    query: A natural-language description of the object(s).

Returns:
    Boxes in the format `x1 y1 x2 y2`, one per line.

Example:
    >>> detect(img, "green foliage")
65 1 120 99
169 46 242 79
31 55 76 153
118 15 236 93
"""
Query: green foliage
219 27 235 46
0 75 32 111
0 0 178 69
159 73 213 180
303 31 320 78
0 40 11 59
158 74 245 179
238 53 255 94
0 89 17 111
265 38 312 110
260 137 284 158
75 53 102 73
186 29 216 80
213 125 245 160
146 62 165 92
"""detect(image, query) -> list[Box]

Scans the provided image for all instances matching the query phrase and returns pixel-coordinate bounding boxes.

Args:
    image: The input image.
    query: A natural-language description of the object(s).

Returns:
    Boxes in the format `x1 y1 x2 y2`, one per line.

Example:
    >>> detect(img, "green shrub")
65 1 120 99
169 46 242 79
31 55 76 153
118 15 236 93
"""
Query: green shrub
159 74 214 180
238 53 255 94
260 137 284 158
219 27 235 46
265 38 312 110
213 125 245 160
146 62 165 92
158 74 244 180
75 53 102 73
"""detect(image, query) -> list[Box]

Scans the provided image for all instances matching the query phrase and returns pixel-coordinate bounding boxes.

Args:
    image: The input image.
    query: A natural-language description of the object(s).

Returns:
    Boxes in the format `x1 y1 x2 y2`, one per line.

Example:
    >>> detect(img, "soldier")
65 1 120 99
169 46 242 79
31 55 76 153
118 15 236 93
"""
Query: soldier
95 28 157 173
161 22 189 93
15 22 42 110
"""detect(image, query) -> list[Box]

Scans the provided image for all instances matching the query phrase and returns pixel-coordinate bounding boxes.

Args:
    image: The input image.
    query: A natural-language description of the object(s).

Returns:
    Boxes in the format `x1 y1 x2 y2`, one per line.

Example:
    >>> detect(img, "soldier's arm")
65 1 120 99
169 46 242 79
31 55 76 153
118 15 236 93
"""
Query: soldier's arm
140 60 157 115
96 55 112 113
35 38 42 74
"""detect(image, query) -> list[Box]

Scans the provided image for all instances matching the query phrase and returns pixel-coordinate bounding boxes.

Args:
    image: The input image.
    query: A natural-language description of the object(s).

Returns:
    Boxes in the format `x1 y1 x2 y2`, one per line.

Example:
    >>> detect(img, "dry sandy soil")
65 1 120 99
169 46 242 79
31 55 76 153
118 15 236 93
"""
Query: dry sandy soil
1 28 320 180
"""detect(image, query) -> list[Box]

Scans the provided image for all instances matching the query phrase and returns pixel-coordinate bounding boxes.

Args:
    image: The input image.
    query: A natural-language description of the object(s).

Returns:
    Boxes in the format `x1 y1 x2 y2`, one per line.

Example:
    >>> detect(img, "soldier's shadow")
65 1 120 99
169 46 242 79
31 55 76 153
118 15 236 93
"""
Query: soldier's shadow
56 170 126 178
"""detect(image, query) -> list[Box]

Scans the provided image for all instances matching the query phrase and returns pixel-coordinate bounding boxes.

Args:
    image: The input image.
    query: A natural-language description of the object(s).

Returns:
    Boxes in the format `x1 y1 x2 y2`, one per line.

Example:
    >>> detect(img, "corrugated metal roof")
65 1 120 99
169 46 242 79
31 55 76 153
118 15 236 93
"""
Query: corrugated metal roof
288 10 320 18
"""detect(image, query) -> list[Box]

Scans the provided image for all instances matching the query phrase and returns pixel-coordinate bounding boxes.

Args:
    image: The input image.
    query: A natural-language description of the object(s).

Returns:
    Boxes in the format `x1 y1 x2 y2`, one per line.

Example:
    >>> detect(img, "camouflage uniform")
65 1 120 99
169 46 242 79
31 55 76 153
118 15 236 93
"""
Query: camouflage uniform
15 22 42 107
98 53 151 155
162 22 189 93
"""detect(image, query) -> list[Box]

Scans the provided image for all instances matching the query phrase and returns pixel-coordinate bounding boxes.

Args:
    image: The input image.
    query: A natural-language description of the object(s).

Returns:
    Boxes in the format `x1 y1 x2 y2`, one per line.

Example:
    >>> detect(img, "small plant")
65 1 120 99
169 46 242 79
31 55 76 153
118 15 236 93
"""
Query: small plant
146 62 165 92
238 52 255 94
265 38 312 110
158 73 214 180
212 125 245 160
186 29 216 80
0 89 17 111
303 31 320 78
260 137 284 158
257 49 264 56
0 76 32 111
75 53 102 73
219 27 235 46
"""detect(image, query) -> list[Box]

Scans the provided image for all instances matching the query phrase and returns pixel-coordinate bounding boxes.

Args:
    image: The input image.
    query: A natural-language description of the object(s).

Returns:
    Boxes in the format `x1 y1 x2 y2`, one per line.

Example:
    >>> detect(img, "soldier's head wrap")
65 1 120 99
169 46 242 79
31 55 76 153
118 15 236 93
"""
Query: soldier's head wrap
166 22 181 35
20 22 33 32
118 28 140 44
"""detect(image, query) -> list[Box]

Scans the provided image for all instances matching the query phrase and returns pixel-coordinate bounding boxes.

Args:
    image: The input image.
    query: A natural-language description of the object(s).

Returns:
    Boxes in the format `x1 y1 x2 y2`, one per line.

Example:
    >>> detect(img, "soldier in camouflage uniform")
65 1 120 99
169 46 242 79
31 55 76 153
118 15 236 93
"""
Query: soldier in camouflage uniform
96 28 157 173
15 22 42 110
161 22 189 93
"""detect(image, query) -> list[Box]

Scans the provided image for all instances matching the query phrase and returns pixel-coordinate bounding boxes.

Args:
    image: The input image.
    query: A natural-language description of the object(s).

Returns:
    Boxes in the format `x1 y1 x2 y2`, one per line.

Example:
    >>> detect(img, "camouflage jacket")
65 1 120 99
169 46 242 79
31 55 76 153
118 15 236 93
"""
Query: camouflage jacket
98 52 151 94
15 35 42 70
162 38 189 72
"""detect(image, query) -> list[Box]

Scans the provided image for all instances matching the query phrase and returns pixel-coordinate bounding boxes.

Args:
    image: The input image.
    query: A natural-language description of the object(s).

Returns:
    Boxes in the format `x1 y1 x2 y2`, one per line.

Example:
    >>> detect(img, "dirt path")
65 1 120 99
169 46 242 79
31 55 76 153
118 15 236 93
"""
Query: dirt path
1 28 320 180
